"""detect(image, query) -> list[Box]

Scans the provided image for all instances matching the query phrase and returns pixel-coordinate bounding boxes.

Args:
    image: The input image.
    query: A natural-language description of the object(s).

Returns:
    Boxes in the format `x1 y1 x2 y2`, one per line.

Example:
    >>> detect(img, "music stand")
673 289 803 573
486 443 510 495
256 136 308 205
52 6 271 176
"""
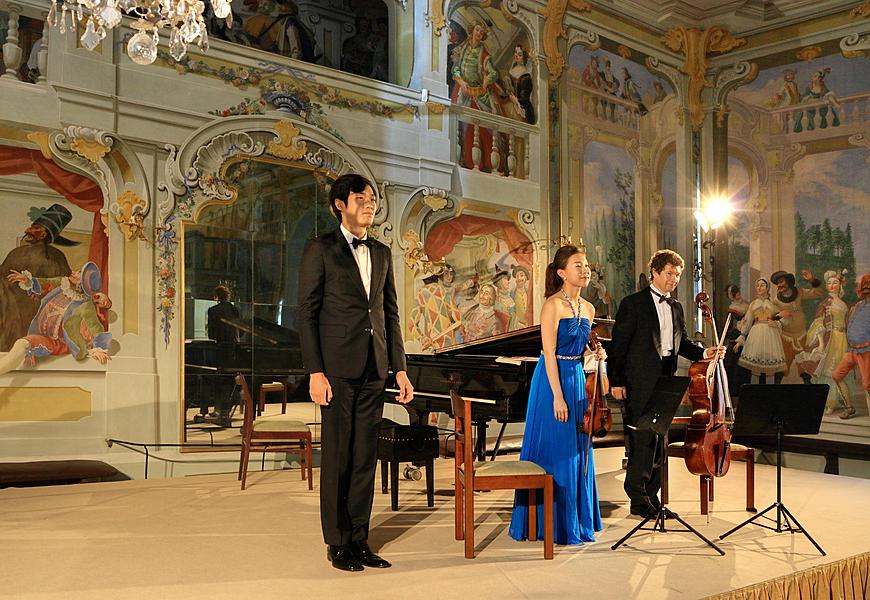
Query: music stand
611 376 725 556
719 384 827 555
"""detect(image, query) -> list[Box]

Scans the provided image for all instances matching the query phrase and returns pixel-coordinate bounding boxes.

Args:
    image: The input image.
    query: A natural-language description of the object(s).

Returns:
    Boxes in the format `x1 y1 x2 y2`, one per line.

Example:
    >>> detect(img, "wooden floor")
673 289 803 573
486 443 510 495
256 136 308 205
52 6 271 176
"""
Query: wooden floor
1 446 868 600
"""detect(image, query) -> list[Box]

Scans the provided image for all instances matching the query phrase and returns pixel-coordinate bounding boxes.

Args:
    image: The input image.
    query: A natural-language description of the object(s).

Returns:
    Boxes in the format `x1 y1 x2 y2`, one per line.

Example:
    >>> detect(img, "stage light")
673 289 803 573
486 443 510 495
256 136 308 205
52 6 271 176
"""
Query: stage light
694 195 733 232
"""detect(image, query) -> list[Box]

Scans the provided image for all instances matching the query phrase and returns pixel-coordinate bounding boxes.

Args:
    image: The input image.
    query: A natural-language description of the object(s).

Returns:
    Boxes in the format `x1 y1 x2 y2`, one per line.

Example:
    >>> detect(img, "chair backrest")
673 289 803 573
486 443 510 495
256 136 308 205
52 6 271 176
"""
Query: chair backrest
235 374 255 432
449 390 474 477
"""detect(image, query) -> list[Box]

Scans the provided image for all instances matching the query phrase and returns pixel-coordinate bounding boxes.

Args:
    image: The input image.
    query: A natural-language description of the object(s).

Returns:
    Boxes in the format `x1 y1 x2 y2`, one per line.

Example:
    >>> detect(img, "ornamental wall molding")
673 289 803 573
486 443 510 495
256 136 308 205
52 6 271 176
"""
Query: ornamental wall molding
48 126 152 245
541 0 592 81
660 26 746 130
711 61 758 126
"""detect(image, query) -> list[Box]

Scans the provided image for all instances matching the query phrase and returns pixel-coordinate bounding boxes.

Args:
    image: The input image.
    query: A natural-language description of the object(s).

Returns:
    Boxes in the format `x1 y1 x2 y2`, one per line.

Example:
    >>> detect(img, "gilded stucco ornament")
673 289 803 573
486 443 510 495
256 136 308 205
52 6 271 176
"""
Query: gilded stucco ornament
851 1 870 17
266 120 307 160
661 26 746 130
110 190 148 242
541 0 592 81
426 0 446 34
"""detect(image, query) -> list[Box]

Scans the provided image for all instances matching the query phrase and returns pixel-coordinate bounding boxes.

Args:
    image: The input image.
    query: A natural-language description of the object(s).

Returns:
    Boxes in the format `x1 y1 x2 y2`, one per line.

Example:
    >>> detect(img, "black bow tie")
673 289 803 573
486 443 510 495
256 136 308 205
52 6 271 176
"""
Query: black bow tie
651 289 675 305
351 237 373 249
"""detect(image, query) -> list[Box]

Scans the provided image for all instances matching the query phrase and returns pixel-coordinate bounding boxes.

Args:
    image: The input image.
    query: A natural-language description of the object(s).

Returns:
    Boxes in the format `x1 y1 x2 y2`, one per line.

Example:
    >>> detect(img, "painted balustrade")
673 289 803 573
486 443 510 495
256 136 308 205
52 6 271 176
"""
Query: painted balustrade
451 104 537 180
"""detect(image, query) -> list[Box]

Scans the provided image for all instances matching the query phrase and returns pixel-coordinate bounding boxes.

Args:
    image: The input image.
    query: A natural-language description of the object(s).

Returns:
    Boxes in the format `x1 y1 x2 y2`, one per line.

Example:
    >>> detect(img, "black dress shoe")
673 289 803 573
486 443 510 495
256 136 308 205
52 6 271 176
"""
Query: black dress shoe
350 541 392 568
327 545 364 572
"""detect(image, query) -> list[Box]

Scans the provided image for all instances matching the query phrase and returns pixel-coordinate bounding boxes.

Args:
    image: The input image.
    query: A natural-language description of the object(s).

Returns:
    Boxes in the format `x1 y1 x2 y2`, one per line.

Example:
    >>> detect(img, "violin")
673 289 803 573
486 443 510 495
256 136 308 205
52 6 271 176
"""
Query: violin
683 292 734 478
582 330 613 475
584 330 613 438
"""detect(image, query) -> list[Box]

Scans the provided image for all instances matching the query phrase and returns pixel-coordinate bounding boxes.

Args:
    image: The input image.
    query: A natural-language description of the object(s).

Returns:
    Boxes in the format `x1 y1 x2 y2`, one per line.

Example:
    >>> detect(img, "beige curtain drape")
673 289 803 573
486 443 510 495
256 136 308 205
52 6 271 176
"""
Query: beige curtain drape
706 551 869 600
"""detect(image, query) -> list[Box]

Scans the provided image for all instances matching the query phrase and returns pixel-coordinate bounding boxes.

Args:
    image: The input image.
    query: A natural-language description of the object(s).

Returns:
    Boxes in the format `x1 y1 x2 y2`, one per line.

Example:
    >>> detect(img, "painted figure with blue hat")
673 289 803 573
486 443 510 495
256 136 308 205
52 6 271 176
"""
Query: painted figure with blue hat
0 262 112 375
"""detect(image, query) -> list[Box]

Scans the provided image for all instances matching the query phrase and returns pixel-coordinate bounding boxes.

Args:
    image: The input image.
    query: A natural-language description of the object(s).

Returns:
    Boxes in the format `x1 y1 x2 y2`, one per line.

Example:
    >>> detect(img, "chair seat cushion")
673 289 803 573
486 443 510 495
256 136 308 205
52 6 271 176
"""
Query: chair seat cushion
252 419 309 433
461 460 546 477
668 441 751 453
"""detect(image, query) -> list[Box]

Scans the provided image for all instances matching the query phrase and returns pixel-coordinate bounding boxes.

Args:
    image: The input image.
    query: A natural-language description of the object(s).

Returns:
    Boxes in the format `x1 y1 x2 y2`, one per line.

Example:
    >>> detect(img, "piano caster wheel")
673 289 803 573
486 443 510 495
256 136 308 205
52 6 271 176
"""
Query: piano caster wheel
403 465 422 481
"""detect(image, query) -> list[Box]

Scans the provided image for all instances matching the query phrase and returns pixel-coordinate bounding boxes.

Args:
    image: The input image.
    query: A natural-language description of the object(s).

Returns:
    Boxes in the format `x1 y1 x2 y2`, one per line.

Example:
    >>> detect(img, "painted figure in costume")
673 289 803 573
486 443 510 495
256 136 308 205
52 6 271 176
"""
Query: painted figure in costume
463 283 507 341
768 69 801 109
582 264 614 319
800 67 840 131
770 269 824 374
512 265 530 329
733 278 787 384
509 244 605 544
0 204 76 351
0 262 111 375
600 58 620 96
581 55 601 89
620 67 648 115
724 284 751 394
493 268 516 330
408 265 464 350
243 0 317 62
451 20 502 171
445 20 467 99
508 45 535 124
831 273 870 419
342 17 375 77
795 270 851 410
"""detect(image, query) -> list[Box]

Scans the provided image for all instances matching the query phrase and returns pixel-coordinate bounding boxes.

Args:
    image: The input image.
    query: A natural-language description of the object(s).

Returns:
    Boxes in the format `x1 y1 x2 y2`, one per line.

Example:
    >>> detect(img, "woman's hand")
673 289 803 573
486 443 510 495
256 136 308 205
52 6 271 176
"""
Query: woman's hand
594 346 607 361
553 396 569 423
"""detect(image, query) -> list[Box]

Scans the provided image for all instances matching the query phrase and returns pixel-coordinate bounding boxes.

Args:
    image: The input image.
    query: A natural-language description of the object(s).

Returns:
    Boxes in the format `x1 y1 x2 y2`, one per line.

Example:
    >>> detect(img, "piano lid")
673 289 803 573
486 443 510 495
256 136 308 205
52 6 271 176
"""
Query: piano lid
432 318 614 358
215 315 299 346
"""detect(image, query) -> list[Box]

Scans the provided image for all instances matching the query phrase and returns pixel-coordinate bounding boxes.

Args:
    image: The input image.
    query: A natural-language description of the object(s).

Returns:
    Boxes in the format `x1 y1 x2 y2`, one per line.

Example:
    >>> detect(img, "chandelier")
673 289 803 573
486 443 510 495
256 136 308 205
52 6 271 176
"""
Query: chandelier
47 0 234 65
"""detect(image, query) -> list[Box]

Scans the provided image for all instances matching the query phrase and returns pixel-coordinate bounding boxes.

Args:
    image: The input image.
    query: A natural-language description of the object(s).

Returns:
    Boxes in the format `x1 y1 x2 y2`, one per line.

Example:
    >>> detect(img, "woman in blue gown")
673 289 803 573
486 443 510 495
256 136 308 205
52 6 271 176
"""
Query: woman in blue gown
509 244 604 545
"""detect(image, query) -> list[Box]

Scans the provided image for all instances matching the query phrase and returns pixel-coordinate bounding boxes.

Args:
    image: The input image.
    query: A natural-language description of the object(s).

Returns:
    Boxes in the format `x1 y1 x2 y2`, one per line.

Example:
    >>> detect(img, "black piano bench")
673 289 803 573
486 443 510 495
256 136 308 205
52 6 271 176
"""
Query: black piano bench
378 420 440 511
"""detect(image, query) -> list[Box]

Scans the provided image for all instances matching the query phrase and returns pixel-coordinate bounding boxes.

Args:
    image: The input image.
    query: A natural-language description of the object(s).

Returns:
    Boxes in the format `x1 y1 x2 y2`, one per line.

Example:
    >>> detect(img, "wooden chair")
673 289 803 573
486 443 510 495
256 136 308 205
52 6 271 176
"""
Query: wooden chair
257 380 287 416
236 374 313 491
450 390 554 559
661 419 756 515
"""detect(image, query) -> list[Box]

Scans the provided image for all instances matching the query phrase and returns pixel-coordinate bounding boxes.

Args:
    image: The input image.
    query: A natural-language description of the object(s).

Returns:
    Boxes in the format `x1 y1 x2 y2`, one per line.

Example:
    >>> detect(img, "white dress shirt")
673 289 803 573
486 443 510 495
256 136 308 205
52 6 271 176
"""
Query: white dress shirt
650 284 674 357
340 224 372 299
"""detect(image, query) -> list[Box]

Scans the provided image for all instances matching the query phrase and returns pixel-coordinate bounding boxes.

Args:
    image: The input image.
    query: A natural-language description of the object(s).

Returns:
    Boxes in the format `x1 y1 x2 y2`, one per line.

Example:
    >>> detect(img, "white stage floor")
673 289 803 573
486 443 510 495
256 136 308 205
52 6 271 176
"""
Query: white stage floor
1 446 868 599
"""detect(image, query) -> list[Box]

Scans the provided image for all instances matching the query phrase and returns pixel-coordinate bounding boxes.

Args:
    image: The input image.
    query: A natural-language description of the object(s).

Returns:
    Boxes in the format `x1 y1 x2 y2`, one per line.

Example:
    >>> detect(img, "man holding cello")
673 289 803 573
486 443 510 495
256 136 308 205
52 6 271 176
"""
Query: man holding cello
608 249 726 519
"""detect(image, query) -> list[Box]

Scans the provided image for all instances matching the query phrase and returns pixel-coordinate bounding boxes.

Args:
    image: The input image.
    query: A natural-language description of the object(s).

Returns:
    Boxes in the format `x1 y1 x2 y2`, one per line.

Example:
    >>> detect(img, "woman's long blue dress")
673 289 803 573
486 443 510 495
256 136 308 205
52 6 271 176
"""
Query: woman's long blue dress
508 317 602 545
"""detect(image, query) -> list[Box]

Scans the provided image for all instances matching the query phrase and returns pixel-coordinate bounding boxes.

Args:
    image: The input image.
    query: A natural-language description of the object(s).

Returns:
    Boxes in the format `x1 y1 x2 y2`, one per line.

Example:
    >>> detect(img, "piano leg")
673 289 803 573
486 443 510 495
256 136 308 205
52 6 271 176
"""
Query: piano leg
474 422 488 462
490 422 508 462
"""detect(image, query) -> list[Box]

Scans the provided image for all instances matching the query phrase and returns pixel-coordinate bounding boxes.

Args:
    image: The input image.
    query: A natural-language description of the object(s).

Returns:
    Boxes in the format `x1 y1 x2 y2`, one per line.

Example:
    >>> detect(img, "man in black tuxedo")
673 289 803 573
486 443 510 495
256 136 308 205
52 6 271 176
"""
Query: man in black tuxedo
297 173 414 572
608 250 723 518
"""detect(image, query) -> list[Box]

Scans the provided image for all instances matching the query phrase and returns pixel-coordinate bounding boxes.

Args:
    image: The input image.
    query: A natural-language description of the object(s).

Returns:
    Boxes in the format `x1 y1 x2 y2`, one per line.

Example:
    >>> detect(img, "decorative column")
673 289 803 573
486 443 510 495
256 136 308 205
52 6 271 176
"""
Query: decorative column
1 5 22 81
565 123 593 243
656 26 748 330
37 15 48 84
766 143 805 275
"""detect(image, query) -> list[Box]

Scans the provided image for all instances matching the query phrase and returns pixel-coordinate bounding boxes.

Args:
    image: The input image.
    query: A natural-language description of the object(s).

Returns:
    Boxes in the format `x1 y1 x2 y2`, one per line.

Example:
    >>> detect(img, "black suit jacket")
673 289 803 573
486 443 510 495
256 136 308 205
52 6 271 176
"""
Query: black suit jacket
297 227 406 380
607 286 704 416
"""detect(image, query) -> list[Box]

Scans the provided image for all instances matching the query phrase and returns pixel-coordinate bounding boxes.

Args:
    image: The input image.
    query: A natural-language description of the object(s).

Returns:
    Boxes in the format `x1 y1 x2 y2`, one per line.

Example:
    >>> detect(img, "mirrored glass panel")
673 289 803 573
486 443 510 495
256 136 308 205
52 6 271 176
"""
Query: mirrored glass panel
182 159 335 446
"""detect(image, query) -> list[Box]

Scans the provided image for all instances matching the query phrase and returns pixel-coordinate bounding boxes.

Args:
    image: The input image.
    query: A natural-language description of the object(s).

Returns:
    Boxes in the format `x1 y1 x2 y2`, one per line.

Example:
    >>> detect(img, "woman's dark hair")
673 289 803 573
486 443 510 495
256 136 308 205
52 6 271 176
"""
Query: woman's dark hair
329 173 374 223
545 244 584 298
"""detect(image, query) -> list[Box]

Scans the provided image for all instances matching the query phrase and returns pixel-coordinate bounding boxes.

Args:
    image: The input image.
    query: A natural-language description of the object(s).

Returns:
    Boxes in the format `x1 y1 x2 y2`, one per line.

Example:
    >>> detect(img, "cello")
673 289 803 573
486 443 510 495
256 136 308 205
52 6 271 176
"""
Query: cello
583 330 613 474
683 292 734 478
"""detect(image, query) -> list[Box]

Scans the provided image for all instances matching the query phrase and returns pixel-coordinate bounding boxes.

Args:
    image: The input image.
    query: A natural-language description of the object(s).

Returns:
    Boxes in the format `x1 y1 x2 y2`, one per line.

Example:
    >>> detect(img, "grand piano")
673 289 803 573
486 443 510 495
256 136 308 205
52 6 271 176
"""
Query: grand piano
184 316 307 427
386 320 614 459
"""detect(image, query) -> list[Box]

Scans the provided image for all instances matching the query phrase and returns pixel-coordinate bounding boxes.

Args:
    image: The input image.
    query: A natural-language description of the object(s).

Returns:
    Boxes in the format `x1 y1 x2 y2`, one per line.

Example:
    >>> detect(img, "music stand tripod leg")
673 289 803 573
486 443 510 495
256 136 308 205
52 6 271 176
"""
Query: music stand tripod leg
612 434 725 555
779 504 826 556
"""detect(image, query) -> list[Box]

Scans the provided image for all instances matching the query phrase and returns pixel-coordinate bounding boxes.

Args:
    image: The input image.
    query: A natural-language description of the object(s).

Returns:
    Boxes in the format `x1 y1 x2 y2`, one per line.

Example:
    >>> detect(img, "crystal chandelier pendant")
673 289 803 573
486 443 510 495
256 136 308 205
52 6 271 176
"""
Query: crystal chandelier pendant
213 0 230 19
51 0 232 65
100 5 123 28
80 17 103 51
127 26 158 65
169 29 187 61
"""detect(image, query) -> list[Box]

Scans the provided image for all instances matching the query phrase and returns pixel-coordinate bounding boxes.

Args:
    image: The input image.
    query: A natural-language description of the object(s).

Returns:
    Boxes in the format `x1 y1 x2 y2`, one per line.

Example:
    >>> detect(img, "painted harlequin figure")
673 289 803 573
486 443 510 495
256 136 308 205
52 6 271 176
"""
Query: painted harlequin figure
0 261 112 375
831 272 870 419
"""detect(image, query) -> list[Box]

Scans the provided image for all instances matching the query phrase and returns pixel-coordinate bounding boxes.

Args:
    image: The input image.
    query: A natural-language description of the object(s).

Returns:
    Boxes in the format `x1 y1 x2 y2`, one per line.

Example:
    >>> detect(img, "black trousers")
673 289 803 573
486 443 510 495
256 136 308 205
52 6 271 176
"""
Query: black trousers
319 343 385 546
623 355 674 508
